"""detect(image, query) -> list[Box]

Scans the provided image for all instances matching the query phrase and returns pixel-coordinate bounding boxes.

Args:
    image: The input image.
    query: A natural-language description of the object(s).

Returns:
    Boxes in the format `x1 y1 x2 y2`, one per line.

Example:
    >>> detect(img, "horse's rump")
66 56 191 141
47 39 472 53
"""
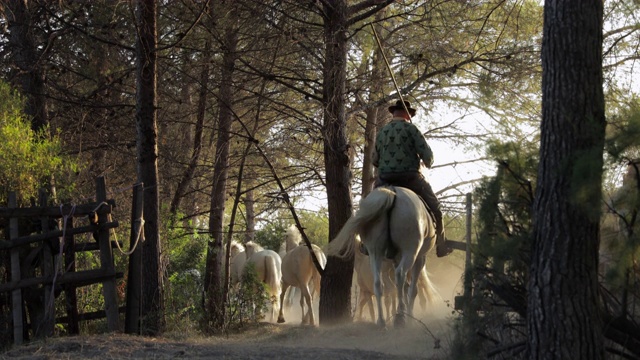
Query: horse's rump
326 186 397 259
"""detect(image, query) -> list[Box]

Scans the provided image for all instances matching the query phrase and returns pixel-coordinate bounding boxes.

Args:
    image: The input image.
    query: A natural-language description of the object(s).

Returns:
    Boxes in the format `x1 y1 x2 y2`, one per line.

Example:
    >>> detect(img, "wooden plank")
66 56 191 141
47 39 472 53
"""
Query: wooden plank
96 176 120 332
0 221 119 250
0 269 123 293
73 240 123 253
0 200 115 218
448 239 467 252
58 306 126 323
9 192 24 345
125 183 144 334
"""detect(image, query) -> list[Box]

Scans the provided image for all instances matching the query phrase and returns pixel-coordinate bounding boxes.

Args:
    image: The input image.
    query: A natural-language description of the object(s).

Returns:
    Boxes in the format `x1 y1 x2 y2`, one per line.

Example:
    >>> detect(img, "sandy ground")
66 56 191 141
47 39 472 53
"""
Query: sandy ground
1 317 454 360
1 256 464 360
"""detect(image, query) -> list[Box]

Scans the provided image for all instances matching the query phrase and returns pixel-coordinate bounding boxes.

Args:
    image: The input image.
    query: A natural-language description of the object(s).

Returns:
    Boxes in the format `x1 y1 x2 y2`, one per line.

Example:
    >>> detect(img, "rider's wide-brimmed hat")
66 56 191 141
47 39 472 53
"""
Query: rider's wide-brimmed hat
388 100 416 117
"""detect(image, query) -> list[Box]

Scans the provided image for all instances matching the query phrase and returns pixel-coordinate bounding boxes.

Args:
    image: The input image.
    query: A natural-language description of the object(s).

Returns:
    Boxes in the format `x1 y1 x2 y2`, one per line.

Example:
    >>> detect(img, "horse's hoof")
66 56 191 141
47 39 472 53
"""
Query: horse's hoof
394 314 405 328
277 317 285 323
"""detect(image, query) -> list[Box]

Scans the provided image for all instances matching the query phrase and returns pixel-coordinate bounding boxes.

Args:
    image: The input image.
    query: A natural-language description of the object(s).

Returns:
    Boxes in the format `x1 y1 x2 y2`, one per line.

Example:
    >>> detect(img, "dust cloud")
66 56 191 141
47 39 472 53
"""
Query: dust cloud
272 253 465 359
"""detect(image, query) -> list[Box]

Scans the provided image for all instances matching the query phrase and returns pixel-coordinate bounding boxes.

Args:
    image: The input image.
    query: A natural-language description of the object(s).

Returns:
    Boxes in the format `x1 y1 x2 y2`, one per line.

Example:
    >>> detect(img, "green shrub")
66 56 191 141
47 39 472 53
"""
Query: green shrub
225 262 269 330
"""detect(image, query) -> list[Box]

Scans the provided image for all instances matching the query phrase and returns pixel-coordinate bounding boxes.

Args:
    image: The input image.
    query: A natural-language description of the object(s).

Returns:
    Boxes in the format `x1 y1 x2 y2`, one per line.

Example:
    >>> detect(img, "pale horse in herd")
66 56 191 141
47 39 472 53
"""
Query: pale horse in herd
327 186 439 328
277 225 327 326
230 240 282 321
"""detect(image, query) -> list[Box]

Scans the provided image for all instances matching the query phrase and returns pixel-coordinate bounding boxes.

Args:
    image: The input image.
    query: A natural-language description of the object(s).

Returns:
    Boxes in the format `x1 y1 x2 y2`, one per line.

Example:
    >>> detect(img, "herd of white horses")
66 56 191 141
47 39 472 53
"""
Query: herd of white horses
229 201 442 328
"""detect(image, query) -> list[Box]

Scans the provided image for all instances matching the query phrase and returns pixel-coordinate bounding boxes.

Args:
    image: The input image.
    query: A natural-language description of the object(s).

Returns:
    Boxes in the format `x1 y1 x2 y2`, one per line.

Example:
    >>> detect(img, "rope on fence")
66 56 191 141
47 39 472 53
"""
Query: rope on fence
46 204 76 319
92 201 144 257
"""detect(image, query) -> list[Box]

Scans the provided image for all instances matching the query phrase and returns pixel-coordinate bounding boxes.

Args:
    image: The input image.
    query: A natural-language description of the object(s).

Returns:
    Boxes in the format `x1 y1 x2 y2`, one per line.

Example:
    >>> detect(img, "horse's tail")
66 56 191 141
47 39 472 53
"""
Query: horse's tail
310 246 326 298
326 187 397 259
419 267 441 307
264 255 281 301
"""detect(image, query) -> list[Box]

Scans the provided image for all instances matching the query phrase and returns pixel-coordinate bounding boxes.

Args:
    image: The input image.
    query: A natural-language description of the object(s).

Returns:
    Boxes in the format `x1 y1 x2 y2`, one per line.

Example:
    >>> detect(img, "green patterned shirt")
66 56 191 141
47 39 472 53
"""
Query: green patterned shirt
373 118 434 174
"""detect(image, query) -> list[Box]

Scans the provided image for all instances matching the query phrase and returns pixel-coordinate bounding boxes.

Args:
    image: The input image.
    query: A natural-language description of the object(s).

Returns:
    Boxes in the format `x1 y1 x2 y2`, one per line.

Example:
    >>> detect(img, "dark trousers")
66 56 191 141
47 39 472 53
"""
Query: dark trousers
375 171 443 235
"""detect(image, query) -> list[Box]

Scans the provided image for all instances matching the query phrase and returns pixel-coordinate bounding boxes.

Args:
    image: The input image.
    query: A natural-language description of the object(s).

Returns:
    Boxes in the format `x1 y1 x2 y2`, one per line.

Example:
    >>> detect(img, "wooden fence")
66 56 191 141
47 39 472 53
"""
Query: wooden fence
0 176 139 345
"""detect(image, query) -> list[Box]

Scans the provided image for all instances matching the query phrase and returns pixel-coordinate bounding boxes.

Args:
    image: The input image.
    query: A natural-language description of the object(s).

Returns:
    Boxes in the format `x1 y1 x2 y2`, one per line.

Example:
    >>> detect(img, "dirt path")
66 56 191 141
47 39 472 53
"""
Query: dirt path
1 315 453 360
2 253 463 359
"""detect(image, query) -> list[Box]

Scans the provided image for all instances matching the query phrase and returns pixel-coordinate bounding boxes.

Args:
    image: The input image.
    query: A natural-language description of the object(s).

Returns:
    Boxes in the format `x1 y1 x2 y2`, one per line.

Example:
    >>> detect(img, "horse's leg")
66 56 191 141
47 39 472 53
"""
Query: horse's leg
366 295 375 322
273 283 282 322
286 286 296 309
369 253 386 328
407 256 426 317
394 256 413 328
301 284 314 325
356 288 373 322
299 286 307 324
382 263 396 322
278 282 290 323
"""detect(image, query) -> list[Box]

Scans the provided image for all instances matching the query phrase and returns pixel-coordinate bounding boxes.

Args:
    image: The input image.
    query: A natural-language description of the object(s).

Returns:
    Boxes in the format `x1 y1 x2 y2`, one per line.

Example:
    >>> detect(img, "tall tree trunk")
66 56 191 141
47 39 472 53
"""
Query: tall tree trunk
244 187 255 244
135 0 164 336
528 1 605 358
204 20 238 331
170 43 210 215
319 0 354 325
6 0 47 132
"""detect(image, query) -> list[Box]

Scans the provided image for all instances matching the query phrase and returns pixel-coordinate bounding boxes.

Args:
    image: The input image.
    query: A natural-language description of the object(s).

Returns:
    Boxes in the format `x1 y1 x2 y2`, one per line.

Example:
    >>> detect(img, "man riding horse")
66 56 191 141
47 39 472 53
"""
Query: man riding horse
372 99 453 258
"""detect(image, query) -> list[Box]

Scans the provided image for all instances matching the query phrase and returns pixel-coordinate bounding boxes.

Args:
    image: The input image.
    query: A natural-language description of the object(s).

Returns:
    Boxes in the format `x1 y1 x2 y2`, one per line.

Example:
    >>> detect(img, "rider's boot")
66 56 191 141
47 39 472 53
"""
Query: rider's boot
436 229 453 258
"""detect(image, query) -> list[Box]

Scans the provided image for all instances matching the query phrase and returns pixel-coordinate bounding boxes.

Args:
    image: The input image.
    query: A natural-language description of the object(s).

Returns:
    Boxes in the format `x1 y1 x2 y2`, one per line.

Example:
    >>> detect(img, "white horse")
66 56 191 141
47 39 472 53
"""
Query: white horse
327 186 437 327
242 241 283 322
278 225 302 307
229 241 247 286
277 242 326 325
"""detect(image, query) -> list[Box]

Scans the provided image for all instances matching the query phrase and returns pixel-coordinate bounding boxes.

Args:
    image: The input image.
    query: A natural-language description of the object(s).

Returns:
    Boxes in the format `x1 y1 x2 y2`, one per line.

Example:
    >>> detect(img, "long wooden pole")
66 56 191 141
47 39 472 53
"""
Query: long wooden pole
370 24 412 120
96 176 120 332
125 183 144 334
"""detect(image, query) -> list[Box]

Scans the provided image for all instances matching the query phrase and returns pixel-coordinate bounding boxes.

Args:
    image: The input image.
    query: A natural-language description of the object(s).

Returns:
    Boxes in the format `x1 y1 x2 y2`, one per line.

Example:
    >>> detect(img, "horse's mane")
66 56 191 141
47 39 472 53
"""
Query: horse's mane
230 239 245 252
245 241 265 257
283 225 302 252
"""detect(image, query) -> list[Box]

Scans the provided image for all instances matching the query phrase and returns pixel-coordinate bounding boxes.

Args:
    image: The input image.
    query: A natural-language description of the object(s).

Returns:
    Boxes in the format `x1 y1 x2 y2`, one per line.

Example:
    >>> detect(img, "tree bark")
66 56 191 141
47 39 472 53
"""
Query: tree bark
528 1 605 358
170 43 210 215
319 0 355 325
6 0 48 132
204 18 238 331
244 188 255 244
135 0 165 336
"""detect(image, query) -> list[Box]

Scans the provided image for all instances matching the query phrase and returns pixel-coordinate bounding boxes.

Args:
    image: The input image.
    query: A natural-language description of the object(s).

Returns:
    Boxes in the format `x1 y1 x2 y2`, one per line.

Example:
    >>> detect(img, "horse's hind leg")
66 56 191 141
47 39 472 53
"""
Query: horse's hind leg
394 259 412 328
278 283 290 323
407 256 426 317
301 284 314 325
369 253 386 328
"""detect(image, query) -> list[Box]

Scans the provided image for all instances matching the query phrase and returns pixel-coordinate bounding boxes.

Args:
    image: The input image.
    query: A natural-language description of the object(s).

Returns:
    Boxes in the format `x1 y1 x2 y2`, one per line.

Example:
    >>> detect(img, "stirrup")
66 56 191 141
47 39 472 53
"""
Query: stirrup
436 245 453 258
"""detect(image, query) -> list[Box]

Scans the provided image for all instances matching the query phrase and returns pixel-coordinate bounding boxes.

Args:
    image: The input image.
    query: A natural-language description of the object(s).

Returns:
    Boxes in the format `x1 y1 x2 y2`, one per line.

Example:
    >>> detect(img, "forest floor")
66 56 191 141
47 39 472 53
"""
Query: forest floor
1 255 464 359
1 315 455 359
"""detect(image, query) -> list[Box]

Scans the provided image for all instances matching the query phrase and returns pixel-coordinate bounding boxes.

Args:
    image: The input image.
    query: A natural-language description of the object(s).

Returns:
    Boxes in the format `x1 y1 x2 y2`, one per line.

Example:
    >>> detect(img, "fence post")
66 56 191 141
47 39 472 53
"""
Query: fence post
38 189 55 337
96 176 120 332
463 193 473 306
9 192 23 345
125 183 143 334
63 215 79 334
